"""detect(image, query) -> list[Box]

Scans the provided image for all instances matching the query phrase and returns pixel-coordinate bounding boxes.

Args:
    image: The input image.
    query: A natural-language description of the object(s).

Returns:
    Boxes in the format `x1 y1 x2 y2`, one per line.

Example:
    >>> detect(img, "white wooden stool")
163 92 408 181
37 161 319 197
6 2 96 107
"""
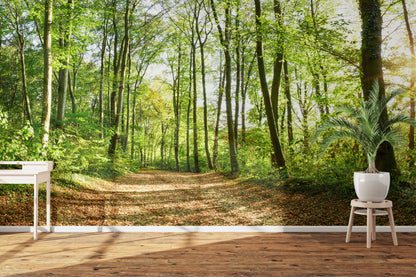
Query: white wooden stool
346 199 398 248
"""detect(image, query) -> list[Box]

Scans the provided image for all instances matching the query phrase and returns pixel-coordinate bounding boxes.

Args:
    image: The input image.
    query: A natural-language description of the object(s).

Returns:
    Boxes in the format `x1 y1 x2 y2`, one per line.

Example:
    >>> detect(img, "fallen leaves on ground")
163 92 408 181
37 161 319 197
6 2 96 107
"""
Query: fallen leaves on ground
0 169 413 226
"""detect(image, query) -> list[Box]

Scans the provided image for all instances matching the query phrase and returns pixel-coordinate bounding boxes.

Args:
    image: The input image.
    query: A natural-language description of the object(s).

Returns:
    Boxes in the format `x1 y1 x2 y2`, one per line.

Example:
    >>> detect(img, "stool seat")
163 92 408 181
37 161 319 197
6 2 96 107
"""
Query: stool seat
346 199 398 248
351 199 392 209
354 209 388 216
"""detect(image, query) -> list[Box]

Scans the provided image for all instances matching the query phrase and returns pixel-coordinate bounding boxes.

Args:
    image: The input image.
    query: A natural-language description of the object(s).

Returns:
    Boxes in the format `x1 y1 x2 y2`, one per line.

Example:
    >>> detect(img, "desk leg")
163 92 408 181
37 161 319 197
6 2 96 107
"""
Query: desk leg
47 180 51 232
34 180 38 240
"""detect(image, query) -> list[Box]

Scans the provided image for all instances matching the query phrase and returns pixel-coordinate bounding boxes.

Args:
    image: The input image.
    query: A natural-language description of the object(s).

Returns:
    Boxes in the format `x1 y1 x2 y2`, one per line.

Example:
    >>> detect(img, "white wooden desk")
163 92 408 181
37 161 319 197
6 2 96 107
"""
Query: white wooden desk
0 161 53 240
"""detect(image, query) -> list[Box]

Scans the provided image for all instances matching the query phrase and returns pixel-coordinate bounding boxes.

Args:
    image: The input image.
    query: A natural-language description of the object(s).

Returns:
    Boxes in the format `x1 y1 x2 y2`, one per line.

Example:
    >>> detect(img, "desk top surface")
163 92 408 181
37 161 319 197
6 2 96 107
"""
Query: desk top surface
0 169 51 176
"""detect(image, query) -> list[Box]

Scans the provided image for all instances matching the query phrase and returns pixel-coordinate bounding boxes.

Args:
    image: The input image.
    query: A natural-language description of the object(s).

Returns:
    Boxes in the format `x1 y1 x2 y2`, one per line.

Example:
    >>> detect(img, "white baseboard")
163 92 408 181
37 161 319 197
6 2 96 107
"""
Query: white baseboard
0 226 415 233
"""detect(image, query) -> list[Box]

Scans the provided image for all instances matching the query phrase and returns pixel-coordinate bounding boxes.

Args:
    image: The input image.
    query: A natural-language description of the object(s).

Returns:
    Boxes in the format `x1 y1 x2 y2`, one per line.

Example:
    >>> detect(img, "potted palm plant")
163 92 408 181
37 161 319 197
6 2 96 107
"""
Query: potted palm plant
313 84 416 202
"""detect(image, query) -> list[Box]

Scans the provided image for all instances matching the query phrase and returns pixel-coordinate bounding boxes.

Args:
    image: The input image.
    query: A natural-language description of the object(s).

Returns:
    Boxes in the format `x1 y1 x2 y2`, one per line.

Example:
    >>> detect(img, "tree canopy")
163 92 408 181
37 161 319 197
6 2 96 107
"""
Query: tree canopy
0 0 415 181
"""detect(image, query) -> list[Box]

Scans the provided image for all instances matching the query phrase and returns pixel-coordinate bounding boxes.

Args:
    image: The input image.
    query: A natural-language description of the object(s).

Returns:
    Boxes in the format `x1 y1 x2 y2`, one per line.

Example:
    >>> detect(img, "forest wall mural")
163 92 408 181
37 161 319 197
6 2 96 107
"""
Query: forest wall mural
0 0 415 226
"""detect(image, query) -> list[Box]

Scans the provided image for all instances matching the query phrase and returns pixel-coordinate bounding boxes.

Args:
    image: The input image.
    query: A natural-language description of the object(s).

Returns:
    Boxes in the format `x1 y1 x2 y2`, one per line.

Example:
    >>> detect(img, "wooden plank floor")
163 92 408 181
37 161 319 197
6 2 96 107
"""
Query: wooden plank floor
0 232 415 276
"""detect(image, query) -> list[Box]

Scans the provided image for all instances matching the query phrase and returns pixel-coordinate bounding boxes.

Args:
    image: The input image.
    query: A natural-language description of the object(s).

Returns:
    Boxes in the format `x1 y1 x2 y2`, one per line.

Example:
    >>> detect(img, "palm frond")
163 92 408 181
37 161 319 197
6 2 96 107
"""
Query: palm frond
335 104 359 118
383 128 405 147
367 82 380 107
381 114 416 132
313 81 414 171
383 88 407 108
312 117 357 143
318 129 362 157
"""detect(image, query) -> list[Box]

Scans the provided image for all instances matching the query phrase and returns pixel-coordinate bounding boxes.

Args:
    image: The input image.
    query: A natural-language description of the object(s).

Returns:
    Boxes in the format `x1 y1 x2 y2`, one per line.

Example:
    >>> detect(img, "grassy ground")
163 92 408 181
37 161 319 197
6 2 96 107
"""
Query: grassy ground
1 169 415 226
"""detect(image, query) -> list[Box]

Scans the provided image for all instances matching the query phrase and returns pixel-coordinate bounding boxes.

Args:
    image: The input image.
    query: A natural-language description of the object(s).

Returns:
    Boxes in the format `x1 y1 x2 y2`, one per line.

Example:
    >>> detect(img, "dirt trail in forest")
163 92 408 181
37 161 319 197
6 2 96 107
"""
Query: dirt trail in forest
108 169 236 193
82 169 248 226
6 169 394 226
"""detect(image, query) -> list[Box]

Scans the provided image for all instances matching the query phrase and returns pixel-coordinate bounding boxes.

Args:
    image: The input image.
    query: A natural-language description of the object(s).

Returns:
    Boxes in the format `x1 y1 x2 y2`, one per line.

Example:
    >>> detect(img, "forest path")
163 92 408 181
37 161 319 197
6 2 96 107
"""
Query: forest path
2 169 387 226
109 169 235 193
50 168 256 226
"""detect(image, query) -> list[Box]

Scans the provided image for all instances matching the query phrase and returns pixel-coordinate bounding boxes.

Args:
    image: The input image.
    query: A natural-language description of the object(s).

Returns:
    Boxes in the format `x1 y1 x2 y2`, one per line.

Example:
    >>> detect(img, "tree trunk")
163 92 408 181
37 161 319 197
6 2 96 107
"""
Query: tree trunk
16 29 32 125
312 72 325 119
68 71 76 113
42 0 53 149
19 46 32 125
241 53 255 144
213 56 225 170
358 0 398 175
301 86 310 152
131 80 138 159
123 44 132 152
109 1 119 135
321 67 330 114
161 122 166 165
99 17 109 137
255 0 286 172
197 25 213 170
191 38 200 173
210 0 239 174
284 60 293 146
401 0 415 151
234 13 240 147
186 50 192 172
173 43 182 172
56 66 69 129
271 0 284 131
56 0 73 130
109 0 131 158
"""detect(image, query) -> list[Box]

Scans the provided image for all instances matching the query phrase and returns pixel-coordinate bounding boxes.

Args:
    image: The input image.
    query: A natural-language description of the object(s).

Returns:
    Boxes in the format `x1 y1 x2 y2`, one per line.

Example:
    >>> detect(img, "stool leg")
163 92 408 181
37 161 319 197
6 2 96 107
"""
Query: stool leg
387 207 398 246
367 208 372 248
346 206 355 243
372 209 376 241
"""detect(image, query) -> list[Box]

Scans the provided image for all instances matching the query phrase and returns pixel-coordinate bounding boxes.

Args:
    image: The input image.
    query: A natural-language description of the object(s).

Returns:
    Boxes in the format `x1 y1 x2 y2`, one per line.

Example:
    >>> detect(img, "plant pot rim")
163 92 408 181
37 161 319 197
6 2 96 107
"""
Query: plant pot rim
354 171 390 175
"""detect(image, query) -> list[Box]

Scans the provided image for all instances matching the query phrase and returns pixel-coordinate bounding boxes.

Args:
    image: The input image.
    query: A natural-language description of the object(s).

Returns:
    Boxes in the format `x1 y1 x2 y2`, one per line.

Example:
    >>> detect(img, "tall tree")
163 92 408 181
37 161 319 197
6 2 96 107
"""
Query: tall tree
233 0 241 146
270 0 284 131
56 0 74 129
108 0 136 158
186 49 192 172
195 0 213 170
212 54 225 169
170 41 183 171
254 0 286 172
6 2 32 125
283 60 293 147
241 52 255 143
99 5 110 136
42 0 53 149
210 0 239 174
172 0 201 172
401 0 415 150
191 10 200 173
358 0 398 175
308 0 326 120
212 53 225 169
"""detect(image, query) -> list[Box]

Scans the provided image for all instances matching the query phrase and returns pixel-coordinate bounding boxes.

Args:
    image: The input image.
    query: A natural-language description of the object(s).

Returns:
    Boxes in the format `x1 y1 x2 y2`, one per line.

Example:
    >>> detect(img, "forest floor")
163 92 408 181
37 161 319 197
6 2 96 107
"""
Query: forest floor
0 169 414 226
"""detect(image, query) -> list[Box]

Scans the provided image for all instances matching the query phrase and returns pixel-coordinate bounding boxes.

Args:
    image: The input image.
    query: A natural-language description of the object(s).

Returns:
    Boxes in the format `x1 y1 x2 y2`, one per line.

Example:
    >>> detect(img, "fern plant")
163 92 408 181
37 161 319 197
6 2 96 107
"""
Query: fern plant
313 84 416 173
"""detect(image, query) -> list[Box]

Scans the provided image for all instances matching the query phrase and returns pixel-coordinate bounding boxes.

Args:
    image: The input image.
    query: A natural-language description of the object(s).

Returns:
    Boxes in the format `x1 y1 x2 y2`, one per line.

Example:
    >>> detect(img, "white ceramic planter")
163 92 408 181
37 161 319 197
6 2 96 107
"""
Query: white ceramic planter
353 172 390 202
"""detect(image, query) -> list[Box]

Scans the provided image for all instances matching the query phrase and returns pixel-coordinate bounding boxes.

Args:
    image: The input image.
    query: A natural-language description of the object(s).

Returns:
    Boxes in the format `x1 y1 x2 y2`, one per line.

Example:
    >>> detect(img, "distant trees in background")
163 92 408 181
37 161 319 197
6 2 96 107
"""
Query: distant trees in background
0 0 415 178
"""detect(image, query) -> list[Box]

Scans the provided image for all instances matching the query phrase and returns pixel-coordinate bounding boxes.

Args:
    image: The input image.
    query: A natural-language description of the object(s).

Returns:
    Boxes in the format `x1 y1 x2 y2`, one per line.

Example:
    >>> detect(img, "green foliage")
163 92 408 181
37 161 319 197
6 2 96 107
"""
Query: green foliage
49 114 136 179
281 142 364 199
0 108 43 160
313 84 416 172
1 0 416 223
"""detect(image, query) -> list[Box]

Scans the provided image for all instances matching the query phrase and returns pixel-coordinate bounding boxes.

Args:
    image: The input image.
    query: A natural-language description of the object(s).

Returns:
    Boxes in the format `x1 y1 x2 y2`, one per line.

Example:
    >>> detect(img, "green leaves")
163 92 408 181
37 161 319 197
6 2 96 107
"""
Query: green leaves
313 83 416 171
